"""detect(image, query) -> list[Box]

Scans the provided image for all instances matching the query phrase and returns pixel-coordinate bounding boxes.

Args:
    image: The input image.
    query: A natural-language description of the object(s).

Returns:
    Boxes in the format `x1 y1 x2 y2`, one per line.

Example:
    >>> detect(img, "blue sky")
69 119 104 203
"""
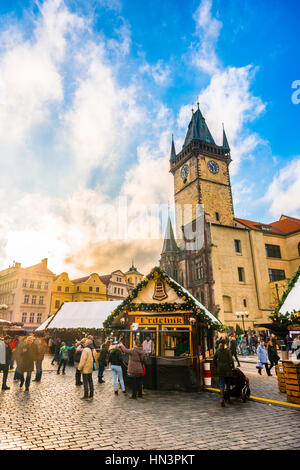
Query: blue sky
0 0 299 275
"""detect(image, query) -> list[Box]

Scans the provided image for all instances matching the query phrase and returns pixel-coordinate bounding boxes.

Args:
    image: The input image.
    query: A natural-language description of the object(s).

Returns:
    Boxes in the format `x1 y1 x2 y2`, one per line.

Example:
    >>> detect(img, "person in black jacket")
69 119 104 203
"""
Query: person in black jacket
108 342 126 395
98 342 109 383
229 335 240 367
0 335 12 390
267 338 280 373
74 339 86 386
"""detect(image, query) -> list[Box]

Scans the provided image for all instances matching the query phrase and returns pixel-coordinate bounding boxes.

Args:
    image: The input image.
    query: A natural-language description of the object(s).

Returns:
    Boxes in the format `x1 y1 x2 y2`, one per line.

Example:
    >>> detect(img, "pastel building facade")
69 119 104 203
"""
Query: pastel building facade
0 258 55 331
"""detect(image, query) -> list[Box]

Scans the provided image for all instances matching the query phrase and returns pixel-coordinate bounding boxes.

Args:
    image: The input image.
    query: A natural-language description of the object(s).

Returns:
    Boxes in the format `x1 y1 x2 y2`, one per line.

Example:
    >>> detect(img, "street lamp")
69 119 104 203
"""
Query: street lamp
236 311 249 334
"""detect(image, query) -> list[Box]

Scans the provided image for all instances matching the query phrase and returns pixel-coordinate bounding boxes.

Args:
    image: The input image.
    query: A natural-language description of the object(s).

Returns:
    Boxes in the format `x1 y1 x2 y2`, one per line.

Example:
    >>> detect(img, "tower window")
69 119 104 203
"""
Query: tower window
215 212 220 222
234 240 241 253
238 267 245 282
243 299 247 307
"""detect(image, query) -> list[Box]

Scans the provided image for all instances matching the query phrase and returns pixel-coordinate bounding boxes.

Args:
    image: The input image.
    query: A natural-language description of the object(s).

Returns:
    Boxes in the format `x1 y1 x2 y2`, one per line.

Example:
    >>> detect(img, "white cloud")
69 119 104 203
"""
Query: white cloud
140 60 171 86
263 158 300 218
178 1 266 176
192 0 222 74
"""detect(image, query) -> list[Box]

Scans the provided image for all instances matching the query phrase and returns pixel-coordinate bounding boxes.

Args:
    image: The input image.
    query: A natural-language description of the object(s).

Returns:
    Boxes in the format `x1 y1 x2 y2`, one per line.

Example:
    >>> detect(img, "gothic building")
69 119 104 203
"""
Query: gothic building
160 105 300 330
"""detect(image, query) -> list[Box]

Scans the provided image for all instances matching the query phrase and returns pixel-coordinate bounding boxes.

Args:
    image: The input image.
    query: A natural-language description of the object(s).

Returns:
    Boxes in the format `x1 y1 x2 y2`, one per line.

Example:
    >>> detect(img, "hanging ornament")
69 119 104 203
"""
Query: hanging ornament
152 279 168 301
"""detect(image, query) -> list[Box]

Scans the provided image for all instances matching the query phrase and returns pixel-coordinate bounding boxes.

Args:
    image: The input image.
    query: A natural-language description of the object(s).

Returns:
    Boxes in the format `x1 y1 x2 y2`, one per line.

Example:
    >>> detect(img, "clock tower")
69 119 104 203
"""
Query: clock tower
170 105 234 238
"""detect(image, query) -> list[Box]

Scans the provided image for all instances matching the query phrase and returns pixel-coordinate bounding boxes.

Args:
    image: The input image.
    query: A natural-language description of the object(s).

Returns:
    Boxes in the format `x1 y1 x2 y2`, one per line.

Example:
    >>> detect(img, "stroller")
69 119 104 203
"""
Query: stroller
226 368 251 403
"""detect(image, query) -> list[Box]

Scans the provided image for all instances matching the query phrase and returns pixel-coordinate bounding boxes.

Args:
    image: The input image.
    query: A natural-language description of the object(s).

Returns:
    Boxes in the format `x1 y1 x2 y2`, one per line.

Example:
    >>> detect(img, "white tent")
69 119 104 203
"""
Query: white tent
279 276 300 315
37 301 122 330
35 315 54 332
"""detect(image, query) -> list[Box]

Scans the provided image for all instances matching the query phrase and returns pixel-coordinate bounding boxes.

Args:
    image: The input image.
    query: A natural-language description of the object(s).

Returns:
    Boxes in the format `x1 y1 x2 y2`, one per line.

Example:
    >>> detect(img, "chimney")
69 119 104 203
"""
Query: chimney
41 258 48 268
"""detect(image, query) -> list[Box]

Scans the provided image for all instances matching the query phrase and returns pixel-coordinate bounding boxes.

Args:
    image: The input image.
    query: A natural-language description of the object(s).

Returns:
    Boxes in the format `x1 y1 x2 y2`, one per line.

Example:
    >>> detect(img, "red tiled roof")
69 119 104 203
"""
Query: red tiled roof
269 216 300 234
234 215 300 235
71 276 90 284
99 275 112 286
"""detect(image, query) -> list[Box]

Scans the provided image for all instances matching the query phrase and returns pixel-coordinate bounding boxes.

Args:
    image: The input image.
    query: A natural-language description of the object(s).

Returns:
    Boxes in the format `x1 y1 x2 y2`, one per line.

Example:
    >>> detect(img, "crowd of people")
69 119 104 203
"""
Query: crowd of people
212 332 300 406
0 333 155 400
1 331 300 404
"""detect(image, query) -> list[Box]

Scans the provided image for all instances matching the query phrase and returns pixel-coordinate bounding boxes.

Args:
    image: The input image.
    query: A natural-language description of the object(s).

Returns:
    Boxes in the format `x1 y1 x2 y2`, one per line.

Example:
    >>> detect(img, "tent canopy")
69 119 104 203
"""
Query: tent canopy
39 301 122 330
279 276 300 315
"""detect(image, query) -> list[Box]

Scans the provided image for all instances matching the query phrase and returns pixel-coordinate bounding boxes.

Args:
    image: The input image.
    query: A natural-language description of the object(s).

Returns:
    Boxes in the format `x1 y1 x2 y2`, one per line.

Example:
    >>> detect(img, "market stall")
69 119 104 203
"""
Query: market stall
35 300 122 343
104 267 221 391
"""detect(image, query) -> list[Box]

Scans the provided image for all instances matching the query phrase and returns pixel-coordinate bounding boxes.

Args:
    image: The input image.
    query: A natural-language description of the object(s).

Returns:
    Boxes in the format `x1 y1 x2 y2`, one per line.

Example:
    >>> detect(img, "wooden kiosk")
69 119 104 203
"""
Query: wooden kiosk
105 267 221 392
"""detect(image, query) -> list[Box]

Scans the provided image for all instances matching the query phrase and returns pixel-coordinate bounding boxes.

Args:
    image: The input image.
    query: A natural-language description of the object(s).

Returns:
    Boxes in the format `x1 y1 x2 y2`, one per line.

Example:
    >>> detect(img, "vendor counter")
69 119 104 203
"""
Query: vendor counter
123 355 201 392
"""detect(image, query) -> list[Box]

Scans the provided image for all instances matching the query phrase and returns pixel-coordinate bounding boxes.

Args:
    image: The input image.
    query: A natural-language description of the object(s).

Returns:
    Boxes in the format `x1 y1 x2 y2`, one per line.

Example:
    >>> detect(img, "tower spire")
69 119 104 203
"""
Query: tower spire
170 134 176 163
222 123 230 150
161 216 179 254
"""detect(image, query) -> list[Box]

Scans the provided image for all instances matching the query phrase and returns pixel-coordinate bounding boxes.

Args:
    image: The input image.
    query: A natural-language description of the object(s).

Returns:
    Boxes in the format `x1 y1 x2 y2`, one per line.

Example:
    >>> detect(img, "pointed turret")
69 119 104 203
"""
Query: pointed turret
170 135 176 163
161 216 179 254
222 123 230 150
183 104 215 148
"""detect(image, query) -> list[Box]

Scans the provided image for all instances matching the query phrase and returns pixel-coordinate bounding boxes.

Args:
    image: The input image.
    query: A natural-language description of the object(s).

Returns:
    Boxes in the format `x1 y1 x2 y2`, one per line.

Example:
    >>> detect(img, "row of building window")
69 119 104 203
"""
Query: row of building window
21 312 42 324
23 280 49 289
235 240 300 259
113 287 124 295
57 286 100 293
0 280 18 292
24 295 44 305
237 267 286 283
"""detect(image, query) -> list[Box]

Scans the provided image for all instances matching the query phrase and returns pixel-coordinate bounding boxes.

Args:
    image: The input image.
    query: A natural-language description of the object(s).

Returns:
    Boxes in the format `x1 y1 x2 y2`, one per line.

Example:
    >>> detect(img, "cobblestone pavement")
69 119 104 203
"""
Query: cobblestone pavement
0 356 299 450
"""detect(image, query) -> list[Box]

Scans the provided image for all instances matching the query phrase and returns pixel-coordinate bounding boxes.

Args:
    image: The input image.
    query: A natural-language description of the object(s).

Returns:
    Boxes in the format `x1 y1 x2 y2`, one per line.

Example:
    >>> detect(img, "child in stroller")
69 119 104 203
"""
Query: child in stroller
225 368 251 403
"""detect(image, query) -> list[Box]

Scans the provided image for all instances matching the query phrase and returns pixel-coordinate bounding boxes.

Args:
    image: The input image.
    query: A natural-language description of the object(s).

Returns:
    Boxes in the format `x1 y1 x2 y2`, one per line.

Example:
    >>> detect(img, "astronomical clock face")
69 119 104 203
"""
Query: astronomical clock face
181 164 189 179
207 160 219 174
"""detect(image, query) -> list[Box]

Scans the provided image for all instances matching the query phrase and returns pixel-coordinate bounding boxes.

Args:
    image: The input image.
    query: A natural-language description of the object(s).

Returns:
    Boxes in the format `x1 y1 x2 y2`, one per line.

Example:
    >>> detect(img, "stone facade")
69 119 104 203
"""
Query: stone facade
0 258 55 331
160 107 300 330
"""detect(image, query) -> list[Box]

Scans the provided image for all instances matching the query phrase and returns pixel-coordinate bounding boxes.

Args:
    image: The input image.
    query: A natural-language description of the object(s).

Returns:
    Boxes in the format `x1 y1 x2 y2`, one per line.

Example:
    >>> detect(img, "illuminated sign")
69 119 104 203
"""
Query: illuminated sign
134 316 184 325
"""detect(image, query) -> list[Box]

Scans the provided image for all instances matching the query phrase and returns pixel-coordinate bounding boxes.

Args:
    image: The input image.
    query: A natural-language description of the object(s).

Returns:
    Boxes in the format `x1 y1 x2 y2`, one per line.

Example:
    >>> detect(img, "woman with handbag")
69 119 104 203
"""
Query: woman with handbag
119 339 145 399
257 341 271 376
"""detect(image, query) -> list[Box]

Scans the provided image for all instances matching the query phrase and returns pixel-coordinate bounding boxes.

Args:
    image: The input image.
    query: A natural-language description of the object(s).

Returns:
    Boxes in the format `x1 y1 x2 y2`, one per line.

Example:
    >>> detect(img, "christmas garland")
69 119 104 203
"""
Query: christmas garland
103 266 222 332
